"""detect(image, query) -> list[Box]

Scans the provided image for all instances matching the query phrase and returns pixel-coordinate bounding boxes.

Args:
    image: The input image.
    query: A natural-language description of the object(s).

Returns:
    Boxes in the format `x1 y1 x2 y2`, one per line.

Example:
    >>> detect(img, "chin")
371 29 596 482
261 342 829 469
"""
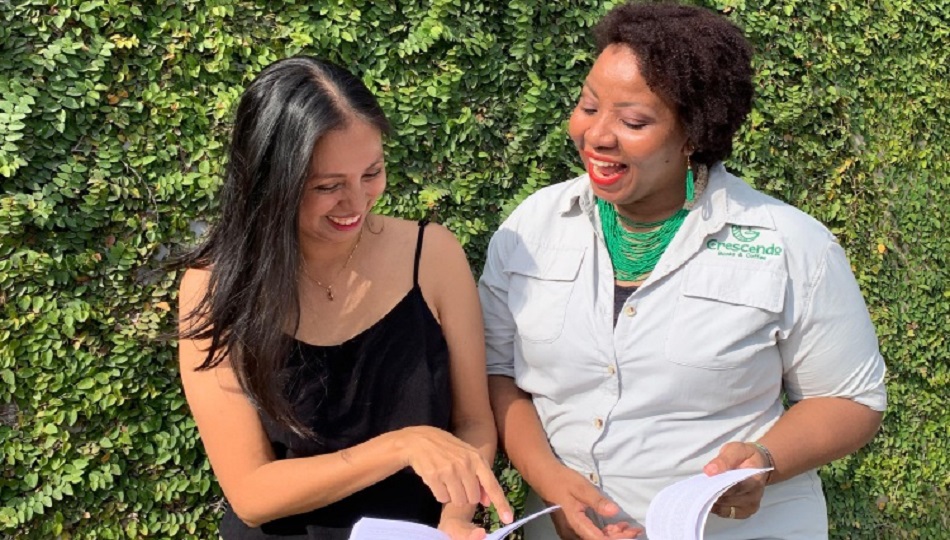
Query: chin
591 181 637 204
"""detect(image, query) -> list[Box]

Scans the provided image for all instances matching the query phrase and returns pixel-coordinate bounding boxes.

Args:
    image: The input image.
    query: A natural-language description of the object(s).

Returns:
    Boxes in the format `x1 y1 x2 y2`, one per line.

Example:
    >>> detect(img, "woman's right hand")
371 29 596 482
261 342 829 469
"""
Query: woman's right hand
395 426 513 521
541 465 641 540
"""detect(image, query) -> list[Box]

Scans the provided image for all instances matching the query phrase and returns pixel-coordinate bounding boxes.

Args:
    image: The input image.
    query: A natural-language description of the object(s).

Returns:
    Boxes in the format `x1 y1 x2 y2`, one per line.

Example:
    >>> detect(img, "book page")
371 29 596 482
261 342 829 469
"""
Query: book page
645 468 771 540
349 517 448 540
486 505 560 540
349 505 560 540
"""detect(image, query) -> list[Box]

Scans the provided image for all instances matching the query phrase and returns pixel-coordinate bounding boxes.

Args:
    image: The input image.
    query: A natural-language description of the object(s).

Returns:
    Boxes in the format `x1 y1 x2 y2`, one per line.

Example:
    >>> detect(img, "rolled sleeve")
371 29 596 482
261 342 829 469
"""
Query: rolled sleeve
780 241 887 411
478 227 517 379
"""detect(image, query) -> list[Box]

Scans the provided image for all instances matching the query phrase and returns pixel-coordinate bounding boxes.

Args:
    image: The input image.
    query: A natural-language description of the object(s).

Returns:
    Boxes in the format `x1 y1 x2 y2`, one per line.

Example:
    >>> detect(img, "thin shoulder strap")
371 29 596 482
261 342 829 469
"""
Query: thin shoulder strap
413 218 430 286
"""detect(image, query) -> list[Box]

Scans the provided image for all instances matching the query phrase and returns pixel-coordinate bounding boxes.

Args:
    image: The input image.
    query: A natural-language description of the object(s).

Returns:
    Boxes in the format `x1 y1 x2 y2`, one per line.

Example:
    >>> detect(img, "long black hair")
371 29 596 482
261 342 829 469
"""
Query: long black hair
177 56 391 437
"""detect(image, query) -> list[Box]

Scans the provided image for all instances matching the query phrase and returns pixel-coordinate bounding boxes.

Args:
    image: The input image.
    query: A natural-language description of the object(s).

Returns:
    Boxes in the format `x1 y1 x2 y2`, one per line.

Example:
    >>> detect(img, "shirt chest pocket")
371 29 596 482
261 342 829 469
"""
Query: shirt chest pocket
665 263 788 369
505 245 585 343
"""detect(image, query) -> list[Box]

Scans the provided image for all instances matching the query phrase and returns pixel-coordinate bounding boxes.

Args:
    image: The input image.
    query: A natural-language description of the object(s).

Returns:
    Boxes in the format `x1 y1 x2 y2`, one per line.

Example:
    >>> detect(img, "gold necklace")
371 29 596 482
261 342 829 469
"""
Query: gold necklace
301 226 363 301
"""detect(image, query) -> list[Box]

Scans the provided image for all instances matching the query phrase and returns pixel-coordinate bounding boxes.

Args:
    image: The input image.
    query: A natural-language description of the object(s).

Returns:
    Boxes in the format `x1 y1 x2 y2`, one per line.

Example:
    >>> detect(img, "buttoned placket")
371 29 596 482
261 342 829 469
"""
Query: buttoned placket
584 197 623 475
583 188 717 479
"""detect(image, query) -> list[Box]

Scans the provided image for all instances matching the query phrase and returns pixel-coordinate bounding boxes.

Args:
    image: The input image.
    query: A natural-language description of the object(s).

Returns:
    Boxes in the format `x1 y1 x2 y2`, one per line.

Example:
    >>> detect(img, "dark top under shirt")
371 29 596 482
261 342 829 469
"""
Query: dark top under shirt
220 221 451 540
614 283 639 326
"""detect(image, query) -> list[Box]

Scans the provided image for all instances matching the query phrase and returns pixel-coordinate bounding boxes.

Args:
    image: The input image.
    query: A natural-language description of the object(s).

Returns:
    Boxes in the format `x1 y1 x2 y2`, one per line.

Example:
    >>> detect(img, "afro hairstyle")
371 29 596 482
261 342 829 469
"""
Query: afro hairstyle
594 1 754 165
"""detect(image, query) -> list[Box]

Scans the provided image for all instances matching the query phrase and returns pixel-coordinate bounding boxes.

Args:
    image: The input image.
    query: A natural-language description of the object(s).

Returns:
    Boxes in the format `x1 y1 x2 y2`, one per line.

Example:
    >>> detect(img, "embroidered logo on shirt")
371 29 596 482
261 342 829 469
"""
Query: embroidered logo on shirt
730 225 760 242
706 226 783 260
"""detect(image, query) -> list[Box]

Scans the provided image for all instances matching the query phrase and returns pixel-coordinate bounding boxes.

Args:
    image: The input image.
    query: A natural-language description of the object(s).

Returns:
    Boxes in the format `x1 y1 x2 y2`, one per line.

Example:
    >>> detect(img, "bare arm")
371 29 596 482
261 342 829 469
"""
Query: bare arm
422 225 513 531
707 399 884 485
488 376 563 493
759 397 882 482
705 398 881 520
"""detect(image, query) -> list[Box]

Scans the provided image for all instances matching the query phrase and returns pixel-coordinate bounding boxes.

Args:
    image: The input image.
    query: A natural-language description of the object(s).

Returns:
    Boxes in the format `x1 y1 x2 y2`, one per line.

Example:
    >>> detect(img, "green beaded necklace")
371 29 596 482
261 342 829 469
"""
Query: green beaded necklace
597 168 696 282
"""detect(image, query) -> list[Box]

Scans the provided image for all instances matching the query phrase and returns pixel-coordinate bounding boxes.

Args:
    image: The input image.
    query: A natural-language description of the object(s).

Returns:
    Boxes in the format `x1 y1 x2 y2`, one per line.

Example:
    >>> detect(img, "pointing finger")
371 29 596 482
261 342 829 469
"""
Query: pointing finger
476 465 513 524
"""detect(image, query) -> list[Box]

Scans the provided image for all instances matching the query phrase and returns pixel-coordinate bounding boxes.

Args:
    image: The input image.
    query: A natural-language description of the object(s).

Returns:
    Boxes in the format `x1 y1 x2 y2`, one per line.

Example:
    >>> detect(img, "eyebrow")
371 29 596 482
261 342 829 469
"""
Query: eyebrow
581 82 649 109
312 157 384 180
582 82 598 98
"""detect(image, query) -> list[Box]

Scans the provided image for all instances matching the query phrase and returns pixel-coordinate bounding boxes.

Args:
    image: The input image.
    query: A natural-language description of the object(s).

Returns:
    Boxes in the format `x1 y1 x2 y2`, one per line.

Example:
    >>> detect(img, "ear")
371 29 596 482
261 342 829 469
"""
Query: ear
681 141 694 157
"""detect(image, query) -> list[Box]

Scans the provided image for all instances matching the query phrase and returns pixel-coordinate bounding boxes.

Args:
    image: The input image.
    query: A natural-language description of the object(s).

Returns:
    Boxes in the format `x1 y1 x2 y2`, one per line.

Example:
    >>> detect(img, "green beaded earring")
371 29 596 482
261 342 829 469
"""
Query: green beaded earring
685 154 695 204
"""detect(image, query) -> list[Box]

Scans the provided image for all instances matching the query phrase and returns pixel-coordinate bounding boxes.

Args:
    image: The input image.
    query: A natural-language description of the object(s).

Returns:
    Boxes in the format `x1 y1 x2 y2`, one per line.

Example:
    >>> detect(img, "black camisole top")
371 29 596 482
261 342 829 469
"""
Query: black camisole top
220 221 452 539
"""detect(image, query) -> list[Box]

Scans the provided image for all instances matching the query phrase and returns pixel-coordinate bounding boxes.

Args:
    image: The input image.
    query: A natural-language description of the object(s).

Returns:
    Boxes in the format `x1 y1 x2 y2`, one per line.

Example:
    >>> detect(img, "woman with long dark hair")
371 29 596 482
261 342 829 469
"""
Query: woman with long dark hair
177 56 512 539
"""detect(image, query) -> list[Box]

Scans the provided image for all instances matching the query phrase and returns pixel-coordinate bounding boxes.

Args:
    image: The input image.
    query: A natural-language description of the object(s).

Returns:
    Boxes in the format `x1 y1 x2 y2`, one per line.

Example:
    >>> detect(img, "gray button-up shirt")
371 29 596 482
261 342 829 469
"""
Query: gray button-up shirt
479 163 886 539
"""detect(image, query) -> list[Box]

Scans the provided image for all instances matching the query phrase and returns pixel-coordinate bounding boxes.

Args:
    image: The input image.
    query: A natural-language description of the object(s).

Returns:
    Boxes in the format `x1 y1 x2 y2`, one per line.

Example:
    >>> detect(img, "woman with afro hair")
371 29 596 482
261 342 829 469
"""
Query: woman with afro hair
479 2 885 539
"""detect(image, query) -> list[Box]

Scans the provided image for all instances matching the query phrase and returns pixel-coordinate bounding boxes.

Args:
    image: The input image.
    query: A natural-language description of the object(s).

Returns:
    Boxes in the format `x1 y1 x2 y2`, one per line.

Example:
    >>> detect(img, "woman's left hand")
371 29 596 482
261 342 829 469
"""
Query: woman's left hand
703 442 770 520
438 515 487 540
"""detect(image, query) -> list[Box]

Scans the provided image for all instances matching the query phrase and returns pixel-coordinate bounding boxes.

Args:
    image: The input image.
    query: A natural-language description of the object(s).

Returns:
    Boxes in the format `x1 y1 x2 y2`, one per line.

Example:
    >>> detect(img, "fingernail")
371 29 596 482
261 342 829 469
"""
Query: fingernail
503 511 513 523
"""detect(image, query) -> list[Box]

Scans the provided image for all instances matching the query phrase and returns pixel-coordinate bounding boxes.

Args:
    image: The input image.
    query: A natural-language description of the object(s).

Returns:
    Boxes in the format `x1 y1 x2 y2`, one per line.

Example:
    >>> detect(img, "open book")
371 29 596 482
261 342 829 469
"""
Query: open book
349 505 559 540
349 468 767 540
645 467 772 540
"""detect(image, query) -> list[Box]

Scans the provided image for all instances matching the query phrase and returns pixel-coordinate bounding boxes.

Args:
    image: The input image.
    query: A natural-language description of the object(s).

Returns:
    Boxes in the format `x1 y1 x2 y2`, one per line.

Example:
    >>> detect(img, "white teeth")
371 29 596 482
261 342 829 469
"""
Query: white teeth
590 158 622 167
328 215 360 225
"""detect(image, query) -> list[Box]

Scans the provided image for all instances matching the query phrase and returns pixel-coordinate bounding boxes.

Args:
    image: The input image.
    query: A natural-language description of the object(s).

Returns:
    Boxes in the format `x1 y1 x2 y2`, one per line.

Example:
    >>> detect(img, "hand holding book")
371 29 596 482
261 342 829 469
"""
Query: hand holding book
645 467 773 540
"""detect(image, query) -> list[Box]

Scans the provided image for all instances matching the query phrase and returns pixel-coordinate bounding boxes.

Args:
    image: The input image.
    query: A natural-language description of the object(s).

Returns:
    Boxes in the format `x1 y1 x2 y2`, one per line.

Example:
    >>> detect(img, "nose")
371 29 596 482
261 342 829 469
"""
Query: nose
585 112 617 150
339 178 366 210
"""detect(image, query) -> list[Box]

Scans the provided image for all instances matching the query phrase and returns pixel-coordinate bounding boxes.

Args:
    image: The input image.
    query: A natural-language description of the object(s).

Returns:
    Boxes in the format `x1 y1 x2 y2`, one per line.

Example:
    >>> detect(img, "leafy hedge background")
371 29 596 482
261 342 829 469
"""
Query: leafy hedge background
1 0 947 538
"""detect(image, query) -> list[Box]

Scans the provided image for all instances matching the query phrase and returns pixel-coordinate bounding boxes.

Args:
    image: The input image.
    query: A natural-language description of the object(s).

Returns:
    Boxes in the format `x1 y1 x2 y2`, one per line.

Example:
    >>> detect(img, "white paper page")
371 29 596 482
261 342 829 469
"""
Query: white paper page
645 468 771 540
486 505 561 540
349 517 448 540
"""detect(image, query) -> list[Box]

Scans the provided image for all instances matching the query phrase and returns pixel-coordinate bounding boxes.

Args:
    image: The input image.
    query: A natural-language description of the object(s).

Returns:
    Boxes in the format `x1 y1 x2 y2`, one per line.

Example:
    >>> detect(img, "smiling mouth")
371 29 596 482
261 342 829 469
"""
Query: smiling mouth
327 215 361 226
587 157 629 186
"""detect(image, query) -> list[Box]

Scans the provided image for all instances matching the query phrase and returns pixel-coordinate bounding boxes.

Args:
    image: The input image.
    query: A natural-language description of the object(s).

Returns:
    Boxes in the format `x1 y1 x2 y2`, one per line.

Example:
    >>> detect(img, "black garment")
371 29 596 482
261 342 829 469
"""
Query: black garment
221 221 452 539
613 283 639 326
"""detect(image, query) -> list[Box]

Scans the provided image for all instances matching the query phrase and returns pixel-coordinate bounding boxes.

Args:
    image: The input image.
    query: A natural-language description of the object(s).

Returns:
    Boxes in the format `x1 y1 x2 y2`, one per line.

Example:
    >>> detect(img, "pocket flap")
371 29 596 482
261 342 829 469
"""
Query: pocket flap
682 263 787 313
506 243 585 282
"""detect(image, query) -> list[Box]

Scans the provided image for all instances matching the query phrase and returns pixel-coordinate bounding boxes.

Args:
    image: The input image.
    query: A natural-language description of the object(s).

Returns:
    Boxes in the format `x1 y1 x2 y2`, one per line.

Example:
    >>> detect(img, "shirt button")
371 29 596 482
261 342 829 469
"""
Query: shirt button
588 472 600 483
624 305 637 317
607 364 616 376
594 417 604 429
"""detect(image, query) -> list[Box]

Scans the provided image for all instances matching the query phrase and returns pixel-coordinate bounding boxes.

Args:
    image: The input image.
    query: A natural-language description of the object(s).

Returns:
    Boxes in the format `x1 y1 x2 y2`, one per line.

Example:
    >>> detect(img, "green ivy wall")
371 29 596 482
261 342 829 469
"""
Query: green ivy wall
1 0 947 538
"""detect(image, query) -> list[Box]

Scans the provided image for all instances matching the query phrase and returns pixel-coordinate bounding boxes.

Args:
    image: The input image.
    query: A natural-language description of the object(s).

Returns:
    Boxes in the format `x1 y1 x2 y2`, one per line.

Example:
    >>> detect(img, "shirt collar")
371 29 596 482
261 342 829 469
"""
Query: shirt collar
699 162 776 233
557 174 594 216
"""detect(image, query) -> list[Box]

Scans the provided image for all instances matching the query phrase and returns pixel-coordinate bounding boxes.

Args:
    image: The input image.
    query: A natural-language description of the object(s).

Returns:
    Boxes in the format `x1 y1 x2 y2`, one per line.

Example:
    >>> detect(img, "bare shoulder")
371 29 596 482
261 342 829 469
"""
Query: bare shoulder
178 267 214 371
179 267 211 296
367 215 470 289
367 215 420 246
413 220 468 272
178 267 211 320
369 215 464 254
417 222 474 301
423 222 466 254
